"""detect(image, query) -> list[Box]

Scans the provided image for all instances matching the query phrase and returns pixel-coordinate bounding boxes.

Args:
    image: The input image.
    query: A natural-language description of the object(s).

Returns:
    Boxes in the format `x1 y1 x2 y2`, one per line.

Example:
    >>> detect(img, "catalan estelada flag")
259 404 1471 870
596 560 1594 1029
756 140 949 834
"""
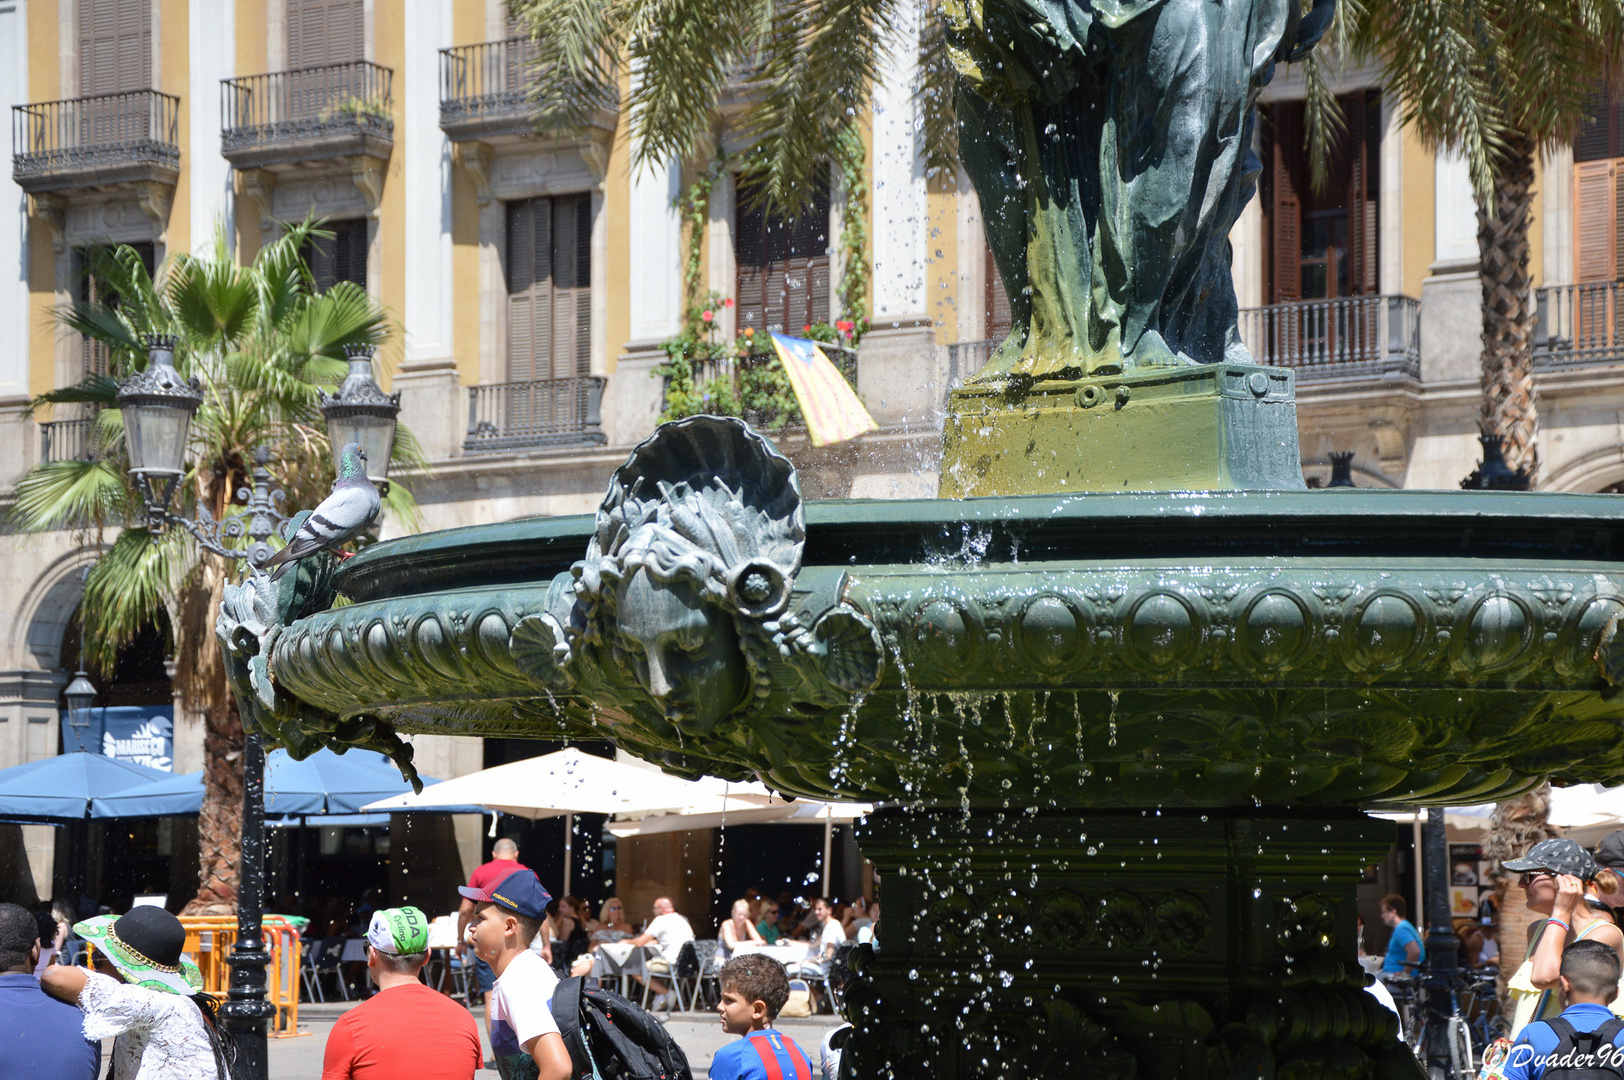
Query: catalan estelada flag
769 333 878 447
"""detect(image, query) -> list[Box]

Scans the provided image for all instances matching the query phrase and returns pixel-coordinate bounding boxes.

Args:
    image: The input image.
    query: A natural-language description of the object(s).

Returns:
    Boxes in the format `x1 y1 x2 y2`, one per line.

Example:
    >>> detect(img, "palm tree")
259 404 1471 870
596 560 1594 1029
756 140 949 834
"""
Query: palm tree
1304 0 1624 484
9 223 420 913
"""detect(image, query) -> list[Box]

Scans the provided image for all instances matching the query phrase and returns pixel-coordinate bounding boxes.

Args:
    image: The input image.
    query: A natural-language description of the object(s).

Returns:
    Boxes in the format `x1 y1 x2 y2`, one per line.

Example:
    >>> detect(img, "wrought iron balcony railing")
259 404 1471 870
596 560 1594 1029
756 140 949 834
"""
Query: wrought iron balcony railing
12 89 180 192
1238 294 1421 381
40 417 97 463
220 60 393 169
464 375 607 453
439 38 538 140
1535 282 1624 369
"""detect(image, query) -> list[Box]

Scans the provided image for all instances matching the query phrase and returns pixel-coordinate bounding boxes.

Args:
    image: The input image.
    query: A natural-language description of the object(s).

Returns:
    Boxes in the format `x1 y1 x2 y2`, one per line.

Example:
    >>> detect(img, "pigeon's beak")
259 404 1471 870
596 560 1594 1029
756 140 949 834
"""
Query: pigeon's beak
358 449 368 461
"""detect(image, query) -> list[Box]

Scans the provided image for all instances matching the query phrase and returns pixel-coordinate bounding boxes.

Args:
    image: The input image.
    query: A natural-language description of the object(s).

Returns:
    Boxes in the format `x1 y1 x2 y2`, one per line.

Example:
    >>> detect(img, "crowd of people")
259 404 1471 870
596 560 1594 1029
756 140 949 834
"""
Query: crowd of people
0 831 861 1080
1361 832 1624 1079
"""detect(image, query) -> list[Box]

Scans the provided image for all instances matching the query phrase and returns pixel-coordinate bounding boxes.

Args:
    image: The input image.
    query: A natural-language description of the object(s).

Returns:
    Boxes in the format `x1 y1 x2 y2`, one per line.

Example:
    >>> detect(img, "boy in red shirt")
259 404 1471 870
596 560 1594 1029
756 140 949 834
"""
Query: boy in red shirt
710 953 814 1080
321 907 482 1080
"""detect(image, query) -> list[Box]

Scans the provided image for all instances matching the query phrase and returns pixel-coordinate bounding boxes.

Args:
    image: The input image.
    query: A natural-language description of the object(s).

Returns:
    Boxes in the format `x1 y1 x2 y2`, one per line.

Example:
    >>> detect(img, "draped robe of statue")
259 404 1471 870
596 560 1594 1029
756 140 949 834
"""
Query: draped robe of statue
947 0 1336 379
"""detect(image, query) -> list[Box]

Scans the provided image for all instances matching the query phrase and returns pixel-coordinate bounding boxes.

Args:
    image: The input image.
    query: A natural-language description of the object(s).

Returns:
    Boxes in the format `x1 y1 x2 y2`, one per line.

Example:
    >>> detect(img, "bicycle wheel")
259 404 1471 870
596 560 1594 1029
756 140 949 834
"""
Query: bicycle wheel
1448 1017 1474 1080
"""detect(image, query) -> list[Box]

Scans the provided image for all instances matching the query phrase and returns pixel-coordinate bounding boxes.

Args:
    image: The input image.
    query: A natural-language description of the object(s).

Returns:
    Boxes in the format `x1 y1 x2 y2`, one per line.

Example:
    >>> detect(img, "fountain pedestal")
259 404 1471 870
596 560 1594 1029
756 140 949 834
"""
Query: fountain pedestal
940 364 1306 497
847 808 1408 1078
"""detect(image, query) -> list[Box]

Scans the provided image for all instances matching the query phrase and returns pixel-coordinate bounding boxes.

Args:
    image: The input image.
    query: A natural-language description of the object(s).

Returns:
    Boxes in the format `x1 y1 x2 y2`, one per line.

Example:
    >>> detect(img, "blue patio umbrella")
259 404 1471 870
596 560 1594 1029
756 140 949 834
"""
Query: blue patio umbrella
90 748 480 818
0 752 176 822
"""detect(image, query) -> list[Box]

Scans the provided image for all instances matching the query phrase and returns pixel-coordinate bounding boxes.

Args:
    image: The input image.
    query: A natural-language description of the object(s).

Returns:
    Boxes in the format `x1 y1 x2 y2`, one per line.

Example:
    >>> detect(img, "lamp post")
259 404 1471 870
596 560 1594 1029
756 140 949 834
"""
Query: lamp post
63 670 97 752
117 333 396 1080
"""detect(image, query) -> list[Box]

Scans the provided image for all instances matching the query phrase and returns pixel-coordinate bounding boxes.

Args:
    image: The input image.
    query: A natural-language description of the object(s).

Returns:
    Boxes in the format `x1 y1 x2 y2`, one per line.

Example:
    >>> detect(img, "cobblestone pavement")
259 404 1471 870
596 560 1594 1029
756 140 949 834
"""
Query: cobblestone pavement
260 1000 843 1078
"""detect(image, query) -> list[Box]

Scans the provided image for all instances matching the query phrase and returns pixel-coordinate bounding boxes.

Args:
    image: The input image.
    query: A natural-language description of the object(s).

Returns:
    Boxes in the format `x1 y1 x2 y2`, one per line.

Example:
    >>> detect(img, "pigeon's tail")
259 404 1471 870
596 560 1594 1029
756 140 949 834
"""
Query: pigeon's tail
268 559 293 582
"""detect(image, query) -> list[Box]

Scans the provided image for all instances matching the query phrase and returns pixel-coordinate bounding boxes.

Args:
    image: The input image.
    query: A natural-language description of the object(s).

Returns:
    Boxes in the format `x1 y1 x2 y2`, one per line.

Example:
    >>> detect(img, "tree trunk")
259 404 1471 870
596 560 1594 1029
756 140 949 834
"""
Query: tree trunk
176 545 245 915
1477 135 1540 483
1483 783 1562 1010
186 696 245 915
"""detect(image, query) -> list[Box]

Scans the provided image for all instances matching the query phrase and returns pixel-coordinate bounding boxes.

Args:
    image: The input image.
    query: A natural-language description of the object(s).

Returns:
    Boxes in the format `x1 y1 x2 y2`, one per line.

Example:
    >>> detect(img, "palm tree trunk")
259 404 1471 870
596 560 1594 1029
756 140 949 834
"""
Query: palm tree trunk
1483 783 1561 1009
177 546 245 915
187 697 245 915
1477 135 1540 483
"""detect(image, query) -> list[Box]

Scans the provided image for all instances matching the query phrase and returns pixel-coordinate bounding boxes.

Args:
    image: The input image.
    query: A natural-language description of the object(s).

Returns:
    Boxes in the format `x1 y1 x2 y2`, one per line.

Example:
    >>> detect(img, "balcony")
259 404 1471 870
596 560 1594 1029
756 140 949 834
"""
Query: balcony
1535 282 1624 369
464 376 607 453
1238 294 1421 382
439 39 540 142
40 417 96 463
220 61 393 171
11 90 180 194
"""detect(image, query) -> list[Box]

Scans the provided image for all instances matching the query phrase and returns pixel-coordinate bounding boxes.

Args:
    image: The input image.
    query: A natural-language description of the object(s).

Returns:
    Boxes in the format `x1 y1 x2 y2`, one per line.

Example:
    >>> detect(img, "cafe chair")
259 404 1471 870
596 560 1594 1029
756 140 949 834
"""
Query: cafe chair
303 937 349 1003
668 941 704 1012
690 939 721 1009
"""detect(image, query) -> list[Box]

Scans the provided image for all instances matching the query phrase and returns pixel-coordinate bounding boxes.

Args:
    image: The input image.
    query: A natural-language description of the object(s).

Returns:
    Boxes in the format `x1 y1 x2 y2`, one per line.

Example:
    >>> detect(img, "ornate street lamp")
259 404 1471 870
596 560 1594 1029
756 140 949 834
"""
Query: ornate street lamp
63 670 97 752
113 332 399 1080
319 344 399 493
118 334 203 535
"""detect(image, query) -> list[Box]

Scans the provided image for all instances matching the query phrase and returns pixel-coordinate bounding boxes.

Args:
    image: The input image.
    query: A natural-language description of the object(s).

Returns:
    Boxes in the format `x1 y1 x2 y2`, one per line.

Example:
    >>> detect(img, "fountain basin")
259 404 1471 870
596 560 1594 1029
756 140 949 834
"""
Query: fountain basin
267 487 1624 809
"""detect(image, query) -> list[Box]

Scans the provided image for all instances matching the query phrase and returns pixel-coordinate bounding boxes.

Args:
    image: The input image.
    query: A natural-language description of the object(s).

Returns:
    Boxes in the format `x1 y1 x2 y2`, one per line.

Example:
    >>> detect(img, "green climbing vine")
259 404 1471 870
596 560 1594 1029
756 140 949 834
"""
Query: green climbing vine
657 130 870 430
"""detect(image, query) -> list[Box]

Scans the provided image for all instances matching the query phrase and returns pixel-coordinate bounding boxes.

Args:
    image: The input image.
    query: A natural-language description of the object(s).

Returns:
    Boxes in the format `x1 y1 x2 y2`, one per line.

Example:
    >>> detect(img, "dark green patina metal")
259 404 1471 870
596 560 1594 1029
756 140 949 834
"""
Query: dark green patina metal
220 441 1624 1078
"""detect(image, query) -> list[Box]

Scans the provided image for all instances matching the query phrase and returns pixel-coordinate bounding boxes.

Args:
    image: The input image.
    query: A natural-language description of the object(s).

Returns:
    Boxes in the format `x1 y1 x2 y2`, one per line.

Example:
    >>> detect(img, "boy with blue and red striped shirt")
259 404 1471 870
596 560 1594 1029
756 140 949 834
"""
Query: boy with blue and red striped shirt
710 954 814 1080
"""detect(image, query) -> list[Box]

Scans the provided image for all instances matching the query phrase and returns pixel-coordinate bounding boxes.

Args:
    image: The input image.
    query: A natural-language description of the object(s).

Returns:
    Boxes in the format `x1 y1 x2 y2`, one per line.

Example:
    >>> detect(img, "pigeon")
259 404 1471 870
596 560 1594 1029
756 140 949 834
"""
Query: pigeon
261 443 381 581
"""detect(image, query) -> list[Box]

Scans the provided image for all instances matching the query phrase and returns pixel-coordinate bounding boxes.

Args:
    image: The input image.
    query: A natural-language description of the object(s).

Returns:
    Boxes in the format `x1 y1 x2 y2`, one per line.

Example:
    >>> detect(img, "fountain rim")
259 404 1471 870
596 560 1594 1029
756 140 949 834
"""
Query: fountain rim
343 487 1624 602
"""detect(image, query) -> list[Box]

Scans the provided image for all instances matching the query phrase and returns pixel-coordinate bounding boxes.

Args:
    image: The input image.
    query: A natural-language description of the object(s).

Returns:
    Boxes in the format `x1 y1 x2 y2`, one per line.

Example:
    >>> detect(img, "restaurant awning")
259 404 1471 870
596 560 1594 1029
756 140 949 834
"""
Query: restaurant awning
0 752 175 822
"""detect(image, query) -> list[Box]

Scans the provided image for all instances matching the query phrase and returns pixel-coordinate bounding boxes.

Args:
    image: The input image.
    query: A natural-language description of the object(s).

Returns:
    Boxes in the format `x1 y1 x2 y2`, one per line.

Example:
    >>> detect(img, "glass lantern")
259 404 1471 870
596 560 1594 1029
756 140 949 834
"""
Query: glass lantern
117 334 203 517
319 344 400 491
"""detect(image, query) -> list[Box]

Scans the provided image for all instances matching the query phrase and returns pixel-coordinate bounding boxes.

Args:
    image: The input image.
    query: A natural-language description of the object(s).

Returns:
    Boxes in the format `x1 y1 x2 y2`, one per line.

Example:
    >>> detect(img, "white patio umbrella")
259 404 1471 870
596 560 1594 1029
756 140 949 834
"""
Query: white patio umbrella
361 748 779 893
608 798 875 899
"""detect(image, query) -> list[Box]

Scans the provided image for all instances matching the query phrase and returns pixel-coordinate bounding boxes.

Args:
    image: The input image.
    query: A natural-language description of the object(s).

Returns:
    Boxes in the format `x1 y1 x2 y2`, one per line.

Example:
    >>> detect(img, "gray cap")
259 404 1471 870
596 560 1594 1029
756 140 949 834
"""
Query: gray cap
1503 838 1599 879
1595 831 1624 871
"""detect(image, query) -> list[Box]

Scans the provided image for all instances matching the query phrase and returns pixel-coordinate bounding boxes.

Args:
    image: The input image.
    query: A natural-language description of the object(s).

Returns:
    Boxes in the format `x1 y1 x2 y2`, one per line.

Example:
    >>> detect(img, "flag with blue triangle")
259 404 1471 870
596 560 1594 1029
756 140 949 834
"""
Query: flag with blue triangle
768 333 878 447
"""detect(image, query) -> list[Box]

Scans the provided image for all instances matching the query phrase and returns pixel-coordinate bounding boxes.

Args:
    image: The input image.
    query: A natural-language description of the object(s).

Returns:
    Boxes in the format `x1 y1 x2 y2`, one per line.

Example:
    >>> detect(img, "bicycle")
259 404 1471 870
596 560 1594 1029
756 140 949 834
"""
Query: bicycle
1383 969 1486 1080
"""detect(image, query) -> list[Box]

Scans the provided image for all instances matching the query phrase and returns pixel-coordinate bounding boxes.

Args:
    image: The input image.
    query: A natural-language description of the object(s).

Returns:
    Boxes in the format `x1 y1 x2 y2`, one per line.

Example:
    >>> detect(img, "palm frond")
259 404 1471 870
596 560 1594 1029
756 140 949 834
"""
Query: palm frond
515 0 626 134
24 374 121 418
916 7 960 185
78 527 193 674
7 458 133 531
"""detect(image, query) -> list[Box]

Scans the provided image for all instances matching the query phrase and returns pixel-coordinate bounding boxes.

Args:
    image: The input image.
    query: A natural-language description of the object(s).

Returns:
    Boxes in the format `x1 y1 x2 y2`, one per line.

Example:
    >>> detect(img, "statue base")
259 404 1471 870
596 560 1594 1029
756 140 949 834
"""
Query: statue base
842 808 1421 1079
939 363 1307 497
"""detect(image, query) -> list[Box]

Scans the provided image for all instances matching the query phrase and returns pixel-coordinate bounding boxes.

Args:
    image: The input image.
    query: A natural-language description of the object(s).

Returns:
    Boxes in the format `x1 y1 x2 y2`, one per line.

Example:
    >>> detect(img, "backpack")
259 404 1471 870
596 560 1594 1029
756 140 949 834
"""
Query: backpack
550 976 694 1080
1543 1016 1624 1079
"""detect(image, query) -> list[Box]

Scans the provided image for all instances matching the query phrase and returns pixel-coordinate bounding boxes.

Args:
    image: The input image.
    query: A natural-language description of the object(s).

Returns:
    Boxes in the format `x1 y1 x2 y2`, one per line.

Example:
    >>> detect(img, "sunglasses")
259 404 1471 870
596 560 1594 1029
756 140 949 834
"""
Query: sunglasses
1518 870 1556 887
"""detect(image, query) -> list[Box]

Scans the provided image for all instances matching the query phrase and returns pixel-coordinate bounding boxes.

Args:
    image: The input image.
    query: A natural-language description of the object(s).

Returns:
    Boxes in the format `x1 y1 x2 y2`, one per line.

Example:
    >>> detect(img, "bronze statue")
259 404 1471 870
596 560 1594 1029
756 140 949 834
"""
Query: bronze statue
947 0 1337 380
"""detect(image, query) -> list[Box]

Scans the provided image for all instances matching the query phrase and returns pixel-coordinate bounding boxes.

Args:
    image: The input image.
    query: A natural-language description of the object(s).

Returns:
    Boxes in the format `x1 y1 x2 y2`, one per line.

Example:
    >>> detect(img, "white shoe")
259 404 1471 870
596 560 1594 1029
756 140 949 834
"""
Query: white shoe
650 992 672 1012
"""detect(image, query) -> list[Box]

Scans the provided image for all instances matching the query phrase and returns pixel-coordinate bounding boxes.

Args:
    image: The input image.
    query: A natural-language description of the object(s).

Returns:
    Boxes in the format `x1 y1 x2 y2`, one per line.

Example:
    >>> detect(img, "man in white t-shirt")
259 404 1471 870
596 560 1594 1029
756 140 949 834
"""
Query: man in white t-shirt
789 898 847 1011
625 897 694 1012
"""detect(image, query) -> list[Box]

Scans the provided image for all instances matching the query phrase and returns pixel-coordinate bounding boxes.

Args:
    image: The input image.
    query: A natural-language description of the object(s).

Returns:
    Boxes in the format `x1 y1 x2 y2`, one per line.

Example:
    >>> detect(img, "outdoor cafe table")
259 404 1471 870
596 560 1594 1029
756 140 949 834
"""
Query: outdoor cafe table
590 941 660 998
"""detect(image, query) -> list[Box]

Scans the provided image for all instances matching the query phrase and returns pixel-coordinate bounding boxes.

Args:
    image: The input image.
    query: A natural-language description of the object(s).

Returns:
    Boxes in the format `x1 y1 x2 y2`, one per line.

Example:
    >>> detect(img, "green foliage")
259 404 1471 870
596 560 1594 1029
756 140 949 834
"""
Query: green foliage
834 125 871 340
8 218 420 691
1302 0 1624 201
508 0 950 220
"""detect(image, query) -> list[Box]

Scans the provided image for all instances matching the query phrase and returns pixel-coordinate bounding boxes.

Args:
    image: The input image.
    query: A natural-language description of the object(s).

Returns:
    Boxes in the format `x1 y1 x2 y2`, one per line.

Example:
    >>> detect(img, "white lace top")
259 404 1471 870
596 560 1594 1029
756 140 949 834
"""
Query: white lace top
79 971 223 1080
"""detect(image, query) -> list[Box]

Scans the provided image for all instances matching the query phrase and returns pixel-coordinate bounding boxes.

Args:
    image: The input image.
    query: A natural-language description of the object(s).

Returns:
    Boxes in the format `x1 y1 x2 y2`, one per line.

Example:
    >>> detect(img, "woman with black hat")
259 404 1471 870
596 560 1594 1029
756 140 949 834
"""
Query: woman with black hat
39 905 229 1079
1503 837 1624 1037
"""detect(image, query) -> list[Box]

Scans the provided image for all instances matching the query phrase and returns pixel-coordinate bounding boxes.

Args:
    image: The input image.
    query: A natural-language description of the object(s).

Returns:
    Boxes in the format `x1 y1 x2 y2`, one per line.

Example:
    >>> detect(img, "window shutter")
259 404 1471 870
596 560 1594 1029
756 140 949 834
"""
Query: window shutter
1270 105 1302 303
288 0 362 68
1346 92 1380 297
80 0 150 97
984 241 1012 340
551 194 592 379
300 219 367 293
735 191 767 332
1577 87 1623 164
1575 160 1617 284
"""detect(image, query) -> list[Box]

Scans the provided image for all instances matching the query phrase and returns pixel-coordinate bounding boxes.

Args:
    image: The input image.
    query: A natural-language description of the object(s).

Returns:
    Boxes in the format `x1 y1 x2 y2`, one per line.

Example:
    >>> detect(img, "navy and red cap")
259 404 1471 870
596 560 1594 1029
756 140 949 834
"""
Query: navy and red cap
458 867 552 919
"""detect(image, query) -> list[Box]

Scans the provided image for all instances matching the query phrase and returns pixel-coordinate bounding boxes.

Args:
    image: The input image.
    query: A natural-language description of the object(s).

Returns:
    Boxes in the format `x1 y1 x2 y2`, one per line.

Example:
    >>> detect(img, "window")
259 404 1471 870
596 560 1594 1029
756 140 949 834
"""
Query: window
300 219 368 293
735 176 831 335
1574 89 1624 286
506 194 592 382
287 0 362 69
1261 92 1381 303
79 0 151 97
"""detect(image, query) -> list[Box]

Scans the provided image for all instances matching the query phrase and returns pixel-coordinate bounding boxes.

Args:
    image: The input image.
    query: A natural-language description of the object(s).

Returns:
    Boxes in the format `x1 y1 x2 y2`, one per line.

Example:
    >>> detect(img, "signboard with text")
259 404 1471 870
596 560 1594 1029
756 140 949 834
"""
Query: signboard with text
60 705 174 772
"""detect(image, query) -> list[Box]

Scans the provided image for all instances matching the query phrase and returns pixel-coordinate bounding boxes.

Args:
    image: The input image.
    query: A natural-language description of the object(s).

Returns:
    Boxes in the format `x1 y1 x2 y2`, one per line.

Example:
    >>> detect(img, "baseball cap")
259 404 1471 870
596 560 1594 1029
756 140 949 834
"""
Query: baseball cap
458 868 551 920
1503 838 1600 879
367 906 430 955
